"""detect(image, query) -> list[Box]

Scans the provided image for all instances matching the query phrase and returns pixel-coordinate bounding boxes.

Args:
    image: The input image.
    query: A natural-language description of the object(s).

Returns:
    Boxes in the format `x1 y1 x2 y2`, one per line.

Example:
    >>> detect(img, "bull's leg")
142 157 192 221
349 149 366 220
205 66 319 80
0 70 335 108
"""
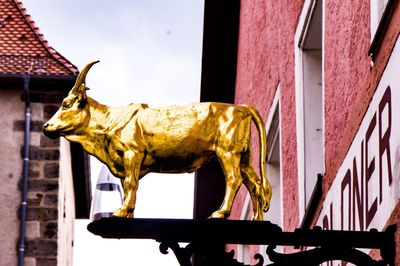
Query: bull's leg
240 151 264 221
210 151 242 219
119 179 127 202
113 151 143 218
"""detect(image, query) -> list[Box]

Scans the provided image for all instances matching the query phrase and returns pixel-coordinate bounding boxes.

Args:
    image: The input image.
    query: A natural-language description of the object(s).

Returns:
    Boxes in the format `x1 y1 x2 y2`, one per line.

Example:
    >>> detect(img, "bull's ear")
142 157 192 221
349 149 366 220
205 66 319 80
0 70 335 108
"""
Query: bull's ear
76 87 88 103
75 85 91 108
77 93 88 108
70 60 99 96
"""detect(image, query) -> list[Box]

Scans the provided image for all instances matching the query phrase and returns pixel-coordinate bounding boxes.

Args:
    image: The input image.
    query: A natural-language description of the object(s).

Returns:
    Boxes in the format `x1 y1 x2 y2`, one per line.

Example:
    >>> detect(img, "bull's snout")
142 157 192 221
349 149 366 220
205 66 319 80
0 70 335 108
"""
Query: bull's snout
42 122 60 139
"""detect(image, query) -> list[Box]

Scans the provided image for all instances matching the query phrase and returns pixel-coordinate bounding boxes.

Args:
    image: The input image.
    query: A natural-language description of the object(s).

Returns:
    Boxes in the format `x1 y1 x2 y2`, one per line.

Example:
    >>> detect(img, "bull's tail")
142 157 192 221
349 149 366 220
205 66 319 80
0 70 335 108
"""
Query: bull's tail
244 105 272 212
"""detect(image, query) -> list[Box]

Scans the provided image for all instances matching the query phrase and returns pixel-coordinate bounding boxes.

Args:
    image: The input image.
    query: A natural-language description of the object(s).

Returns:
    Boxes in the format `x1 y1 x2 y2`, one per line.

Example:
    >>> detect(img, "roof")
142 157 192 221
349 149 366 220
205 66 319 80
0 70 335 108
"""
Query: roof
0 0 78 76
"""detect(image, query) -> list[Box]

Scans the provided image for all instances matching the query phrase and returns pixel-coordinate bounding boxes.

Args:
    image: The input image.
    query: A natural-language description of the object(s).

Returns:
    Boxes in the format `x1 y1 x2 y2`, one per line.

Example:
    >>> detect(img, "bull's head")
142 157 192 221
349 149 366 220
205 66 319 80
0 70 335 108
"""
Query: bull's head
43 61 99 139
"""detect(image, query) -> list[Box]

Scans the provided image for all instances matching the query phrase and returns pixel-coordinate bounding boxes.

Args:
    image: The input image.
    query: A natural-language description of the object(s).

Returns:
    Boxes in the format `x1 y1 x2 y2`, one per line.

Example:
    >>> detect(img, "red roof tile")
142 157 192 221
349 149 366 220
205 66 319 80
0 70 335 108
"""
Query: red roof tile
0 0 78 76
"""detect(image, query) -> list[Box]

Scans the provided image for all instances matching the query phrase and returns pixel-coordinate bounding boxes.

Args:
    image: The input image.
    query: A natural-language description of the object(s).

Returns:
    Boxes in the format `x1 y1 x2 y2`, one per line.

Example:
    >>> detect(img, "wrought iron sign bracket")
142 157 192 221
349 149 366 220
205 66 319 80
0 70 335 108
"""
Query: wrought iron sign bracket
87 218 396 266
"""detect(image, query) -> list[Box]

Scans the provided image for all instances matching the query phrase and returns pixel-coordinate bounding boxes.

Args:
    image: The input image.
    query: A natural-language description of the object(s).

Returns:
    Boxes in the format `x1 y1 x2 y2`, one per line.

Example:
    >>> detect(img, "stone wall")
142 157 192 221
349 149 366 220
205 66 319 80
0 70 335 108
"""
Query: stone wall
0 88 75 266
0 88 24 266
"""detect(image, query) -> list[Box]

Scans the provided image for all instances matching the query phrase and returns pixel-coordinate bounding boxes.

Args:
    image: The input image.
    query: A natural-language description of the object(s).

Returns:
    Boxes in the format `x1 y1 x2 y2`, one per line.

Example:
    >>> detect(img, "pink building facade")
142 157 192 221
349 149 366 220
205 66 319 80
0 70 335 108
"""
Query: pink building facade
226 0 400 264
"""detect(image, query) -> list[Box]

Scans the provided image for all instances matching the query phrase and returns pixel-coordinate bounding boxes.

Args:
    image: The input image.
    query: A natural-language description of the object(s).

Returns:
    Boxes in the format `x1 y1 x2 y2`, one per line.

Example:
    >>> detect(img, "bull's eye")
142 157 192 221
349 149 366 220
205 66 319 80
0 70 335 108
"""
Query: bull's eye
62 100 74 110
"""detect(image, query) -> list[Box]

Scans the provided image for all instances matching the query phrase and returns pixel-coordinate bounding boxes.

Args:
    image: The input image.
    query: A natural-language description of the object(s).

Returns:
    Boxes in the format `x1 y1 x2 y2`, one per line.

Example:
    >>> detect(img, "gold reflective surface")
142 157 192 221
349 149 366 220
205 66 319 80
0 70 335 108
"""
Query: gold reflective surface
43 61 272 220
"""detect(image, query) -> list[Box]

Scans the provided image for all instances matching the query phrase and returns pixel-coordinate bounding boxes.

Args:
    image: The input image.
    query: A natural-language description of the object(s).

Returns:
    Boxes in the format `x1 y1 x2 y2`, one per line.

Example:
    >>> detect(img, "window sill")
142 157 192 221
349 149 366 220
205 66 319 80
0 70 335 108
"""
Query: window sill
369 0 399 60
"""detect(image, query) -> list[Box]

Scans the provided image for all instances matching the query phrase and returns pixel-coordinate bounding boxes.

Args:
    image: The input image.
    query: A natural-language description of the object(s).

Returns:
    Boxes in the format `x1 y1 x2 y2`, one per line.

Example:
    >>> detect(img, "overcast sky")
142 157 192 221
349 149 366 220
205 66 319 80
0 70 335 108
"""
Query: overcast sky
23 0 204 265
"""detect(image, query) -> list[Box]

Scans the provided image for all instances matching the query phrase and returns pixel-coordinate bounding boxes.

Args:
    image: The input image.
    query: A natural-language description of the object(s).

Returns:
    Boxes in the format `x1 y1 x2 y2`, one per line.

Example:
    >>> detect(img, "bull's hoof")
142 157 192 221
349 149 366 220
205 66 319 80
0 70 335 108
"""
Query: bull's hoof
208 211 228 219
251 213 263 221
112 208 134 218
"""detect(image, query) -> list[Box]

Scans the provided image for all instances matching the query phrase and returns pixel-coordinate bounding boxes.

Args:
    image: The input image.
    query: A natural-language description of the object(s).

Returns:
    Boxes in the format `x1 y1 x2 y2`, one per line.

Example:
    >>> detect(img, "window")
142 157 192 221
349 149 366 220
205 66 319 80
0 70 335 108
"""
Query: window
368 0 397 59
261 90 283 263
295 0 324 218
237 196 252 264
370 0 390 41
264 88 282 227
237 88 282 264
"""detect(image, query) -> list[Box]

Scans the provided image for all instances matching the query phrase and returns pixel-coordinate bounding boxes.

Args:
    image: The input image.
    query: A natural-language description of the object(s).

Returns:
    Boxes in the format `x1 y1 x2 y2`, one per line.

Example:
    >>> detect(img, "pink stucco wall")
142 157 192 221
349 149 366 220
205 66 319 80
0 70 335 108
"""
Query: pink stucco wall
232 0 304 232
321 1 400 225
323 0 372 188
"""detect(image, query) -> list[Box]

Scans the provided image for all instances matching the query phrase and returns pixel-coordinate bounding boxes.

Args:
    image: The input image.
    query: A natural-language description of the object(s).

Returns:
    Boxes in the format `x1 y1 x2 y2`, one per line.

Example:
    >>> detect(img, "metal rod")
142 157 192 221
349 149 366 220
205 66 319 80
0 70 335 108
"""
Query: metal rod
88 218 396 265
17 74 31 266
87 218 396 249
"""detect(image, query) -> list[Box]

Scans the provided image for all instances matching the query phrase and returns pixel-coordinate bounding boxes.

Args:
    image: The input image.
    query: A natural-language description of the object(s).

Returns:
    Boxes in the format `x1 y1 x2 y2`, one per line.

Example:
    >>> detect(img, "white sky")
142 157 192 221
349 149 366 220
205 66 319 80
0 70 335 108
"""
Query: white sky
23 0 204 265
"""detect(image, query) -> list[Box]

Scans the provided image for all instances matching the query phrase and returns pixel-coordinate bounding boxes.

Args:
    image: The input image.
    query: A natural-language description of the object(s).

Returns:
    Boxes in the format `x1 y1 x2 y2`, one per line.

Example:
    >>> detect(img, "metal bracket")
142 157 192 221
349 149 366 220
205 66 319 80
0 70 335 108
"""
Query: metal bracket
87 218 396 266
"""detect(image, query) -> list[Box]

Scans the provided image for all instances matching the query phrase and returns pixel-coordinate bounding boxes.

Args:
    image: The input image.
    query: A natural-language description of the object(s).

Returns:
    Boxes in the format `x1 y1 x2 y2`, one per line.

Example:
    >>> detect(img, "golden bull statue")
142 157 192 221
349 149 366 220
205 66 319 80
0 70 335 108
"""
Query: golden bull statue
43 61 272 220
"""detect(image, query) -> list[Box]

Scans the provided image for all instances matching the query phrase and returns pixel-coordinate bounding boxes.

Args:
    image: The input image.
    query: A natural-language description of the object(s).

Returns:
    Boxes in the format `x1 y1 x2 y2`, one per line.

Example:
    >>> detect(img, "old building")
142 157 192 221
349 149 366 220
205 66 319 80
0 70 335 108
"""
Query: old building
0 0 90 265
198 0 400 264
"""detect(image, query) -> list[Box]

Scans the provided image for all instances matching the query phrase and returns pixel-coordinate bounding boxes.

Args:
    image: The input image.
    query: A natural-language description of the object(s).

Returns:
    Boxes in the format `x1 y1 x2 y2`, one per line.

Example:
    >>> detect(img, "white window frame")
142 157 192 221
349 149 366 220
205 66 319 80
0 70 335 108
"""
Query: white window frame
260 87 283 262
237 195 252 264
295 0 325 218
237 87 283 263
263 86 283 227
370 0 390 42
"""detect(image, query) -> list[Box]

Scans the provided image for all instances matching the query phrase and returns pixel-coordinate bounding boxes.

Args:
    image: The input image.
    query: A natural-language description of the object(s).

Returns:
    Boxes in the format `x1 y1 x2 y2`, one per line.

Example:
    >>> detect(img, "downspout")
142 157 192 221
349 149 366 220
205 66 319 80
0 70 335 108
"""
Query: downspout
18 74 31 266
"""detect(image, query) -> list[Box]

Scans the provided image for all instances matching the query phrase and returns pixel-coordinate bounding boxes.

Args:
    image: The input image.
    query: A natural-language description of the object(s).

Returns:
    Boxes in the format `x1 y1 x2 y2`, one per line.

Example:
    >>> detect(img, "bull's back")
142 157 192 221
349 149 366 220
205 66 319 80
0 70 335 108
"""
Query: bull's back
139 103 213 134
136 102 252 173
138 102 250 154
139 103 220 144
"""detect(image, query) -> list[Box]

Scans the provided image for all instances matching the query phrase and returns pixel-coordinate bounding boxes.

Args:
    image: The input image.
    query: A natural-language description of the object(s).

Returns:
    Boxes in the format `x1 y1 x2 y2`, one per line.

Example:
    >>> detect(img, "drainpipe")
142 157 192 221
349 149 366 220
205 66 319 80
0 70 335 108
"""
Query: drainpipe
18 74 31 266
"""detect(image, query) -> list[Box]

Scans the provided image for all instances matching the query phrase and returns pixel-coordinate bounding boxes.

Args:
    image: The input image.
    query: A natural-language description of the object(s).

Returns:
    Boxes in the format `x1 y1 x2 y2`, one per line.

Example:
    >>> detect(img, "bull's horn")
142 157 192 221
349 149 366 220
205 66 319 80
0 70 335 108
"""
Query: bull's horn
70 60 100 95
